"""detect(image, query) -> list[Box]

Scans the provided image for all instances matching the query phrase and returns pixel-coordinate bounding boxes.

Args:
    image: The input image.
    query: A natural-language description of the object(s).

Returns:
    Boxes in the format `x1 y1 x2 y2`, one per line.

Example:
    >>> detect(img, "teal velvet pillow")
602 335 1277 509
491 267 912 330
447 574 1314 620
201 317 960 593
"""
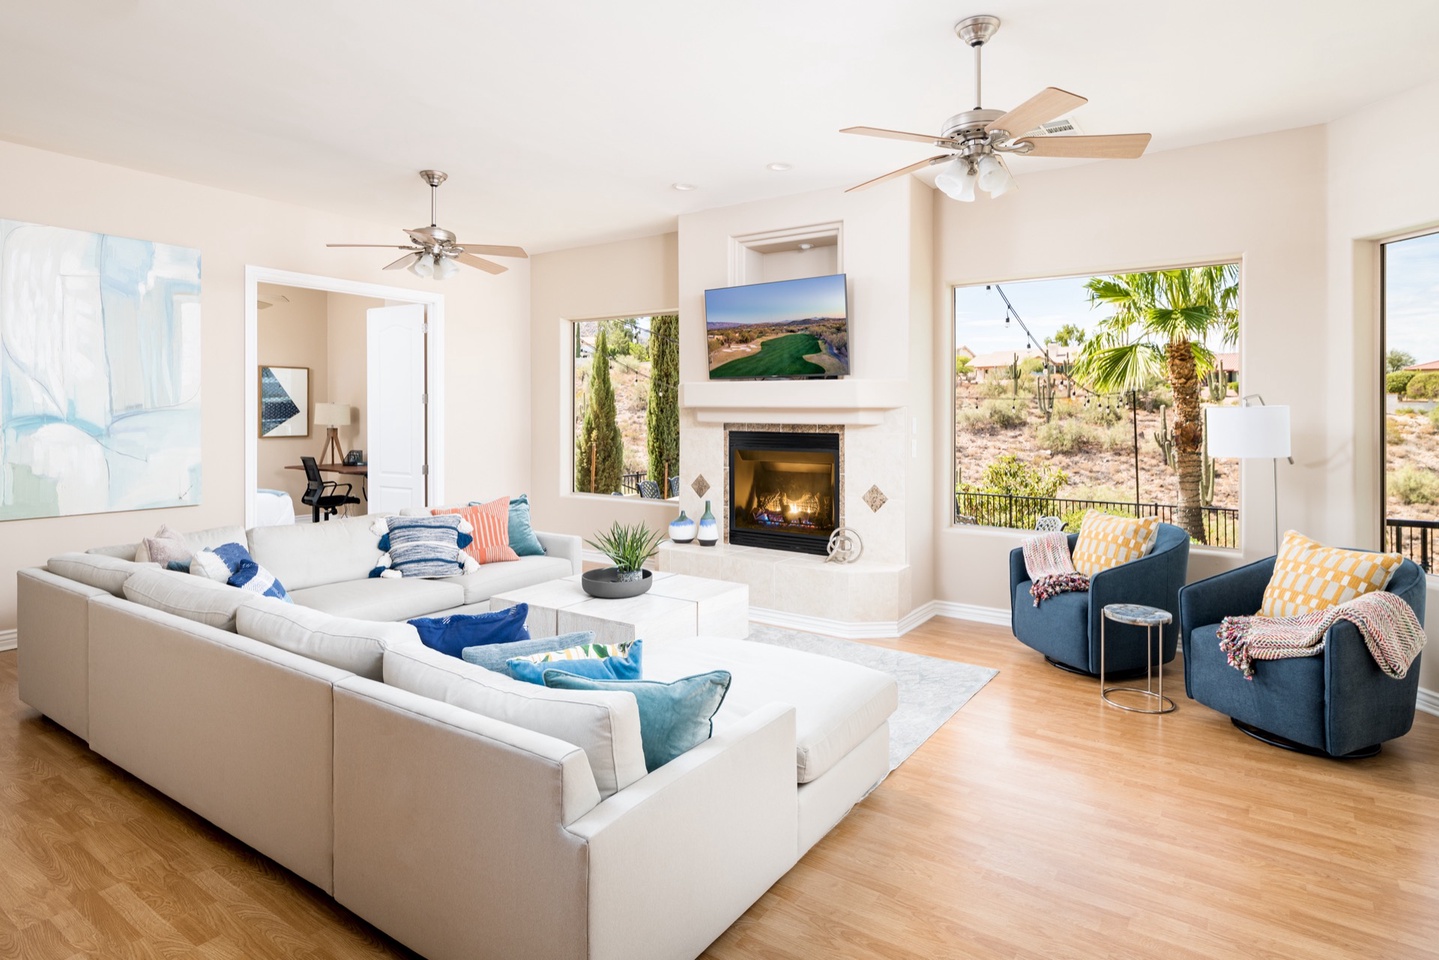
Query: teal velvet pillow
542 669 732 771
509 640 643 685
461 630 596 677
473 494 545 557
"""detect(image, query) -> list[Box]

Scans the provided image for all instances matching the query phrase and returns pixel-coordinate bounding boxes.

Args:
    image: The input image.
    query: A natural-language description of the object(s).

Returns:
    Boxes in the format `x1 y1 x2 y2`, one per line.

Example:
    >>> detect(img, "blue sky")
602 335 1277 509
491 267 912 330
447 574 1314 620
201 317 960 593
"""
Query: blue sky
1385 232 1439 364
705 274 846 328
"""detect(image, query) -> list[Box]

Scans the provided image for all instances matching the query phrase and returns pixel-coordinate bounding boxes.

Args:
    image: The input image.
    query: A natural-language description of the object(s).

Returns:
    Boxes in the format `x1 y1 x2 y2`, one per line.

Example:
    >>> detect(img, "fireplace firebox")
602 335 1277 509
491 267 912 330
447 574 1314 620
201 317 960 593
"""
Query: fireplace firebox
728 431 840 556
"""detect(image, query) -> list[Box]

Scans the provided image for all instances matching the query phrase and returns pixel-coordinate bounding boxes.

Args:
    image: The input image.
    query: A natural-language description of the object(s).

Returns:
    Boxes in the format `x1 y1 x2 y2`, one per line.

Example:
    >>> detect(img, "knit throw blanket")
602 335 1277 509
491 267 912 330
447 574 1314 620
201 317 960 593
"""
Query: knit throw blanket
1216 591 1426 680
1023 532 1089 606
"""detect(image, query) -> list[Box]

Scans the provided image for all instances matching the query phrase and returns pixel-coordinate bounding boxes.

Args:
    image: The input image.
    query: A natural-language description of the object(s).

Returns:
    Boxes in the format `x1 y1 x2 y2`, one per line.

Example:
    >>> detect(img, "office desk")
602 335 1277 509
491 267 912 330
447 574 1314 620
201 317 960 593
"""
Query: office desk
285 463 367 520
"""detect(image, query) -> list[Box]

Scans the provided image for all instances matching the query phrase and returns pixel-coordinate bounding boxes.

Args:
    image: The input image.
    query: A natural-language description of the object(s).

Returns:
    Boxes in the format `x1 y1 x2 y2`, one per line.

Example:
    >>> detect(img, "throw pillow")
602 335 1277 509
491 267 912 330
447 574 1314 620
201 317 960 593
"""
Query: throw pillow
460 630 597 676
434 497 518 564
409 603 530 658
371 515 478 579
137 524 193 569
508 640 643 685
1259 531 1404 618
542 669 732 772
1070 511 1161 577
469 494 546 557
191 542 292 602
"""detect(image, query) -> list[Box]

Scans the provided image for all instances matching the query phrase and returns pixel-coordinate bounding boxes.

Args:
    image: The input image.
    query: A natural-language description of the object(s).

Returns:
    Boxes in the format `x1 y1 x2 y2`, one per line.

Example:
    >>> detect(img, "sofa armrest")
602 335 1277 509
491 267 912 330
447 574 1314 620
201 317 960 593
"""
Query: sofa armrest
565 702 799 960
536 530 583 576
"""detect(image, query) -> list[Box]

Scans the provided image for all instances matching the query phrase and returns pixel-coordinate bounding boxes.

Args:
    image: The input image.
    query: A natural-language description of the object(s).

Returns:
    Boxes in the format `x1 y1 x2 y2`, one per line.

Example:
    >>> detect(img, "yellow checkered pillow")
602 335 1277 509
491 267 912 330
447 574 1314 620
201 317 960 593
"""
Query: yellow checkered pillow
1259 531 1403 618
1070 510 1161 577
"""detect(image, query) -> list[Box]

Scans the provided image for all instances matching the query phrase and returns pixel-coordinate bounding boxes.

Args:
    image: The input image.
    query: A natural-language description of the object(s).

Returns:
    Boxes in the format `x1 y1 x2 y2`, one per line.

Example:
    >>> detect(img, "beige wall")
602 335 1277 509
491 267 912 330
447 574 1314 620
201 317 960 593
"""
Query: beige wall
257 284 329 507
529 233 679 543
0 137 531 629
932 125 1329 613
325 292 382 461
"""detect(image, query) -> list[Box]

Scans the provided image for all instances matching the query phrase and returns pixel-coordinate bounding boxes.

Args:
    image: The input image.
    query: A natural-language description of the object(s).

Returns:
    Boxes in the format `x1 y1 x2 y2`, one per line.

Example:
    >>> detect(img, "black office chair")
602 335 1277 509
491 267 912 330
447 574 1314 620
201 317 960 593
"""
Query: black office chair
300 456 361 522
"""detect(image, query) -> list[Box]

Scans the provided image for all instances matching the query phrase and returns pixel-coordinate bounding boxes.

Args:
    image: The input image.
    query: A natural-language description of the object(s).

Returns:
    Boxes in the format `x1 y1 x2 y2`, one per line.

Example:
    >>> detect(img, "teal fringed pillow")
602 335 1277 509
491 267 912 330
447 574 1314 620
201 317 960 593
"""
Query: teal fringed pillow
542 669 731 771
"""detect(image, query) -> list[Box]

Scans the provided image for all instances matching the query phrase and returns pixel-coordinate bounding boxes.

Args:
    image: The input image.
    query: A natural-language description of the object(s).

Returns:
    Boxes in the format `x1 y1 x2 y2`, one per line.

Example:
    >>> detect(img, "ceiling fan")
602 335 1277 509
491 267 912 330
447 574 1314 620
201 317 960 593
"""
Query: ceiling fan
842 15 1151 200
327 170 527 278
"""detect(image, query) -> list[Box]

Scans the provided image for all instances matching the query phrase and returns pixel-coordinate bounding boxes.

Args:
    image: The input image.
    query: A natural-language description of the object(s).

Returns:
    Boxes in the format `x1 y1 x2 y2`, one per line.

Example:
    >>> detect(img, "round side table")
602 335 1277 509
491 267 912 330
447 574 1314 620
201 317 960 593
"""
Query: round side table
1100 603 1176 714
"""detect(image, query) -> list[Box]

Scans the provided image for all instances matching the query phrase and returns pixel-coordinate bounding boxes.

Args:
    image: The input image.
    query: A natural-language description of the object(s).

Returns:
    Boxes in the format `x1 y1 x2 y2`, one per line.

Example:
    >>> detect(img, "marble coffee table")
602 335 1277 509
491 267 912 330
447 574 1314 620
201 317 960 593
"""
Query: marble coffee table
490 571 749 645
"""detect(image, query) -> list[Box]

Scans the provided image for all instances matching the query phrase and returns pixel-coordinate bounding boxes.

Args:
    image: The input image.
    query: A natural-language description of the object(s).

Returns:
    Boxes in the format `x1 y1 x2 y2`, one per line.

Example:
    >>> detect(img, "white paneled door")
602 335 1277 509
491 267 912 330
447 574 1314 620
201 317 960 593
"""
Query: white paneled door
366 303 427 514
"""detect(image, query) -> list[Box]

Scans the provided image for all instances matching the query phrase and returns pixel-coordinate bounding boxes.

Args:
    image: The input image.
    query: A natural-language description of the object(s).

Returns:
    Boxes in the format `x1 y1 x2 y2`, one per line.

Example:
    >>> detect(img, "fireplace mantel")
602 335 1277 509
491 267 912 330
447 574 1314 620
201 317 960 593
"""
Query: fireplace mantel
679 378 907 426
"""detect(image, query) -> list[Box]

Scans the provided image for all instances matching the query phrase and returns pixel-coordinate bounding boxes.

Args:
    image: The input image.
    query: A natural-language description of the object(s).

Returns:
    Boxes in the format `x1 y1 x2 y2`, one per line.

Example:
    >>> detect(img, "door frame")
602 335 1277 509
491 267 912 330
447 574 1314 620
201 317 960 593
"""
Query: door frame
244 266 445 527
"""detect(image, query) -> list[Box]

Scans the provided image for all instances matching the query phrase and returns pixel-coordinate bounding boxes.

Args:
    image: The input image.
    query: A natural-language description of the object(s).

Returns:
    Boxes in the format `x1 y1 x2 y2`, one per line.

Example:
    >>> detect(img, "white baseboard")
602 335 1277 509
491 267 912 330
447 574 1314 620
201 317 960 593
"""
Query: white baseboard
928 600 1011 627
1418 687 1439 718
747 599 1006 640
0 628 15 652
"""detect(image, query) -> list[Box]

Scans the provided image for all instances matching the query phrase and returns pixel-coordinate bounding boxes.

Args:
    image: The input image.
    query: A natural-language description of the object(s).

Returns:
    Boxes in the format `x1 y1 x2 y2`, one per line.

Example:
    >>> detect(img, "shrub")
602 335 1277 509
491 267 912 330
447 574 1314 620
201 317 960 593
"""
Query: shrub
1018 357 1045 377
955 407 992 433
1099 424 1132 451
1406 372 1439 399
1395 406 1421 416
1429 406 1439 432
1034 419 1091 453
964 454 1067 498
1051 398 1080 420
982 399 1027 429
1080 397 1124 425
1386 417 1405 444
979 378 1010 398
1388 371 1418 395
1390 466 1439 505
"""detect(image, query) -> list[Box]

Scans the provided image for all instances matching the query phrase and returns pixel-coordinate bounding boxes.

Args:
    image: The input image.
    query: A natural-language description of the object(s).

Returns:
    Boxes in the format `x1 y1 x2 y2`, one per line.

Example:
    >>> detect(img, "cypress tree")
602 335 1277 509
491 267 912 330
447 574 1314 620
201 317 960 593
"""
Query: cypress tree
578 325 624 493
646 314 680 489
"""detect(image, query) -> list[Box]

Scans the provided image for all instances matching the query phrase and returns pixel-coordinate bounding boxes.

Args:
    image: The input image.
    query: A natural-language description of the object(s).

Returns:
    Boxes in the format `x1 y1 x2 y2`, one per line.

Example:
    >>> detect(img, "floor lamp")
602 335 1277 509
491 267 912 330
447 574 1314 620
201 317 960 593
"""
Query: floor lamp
1206 396 1292 553
313 403 351 465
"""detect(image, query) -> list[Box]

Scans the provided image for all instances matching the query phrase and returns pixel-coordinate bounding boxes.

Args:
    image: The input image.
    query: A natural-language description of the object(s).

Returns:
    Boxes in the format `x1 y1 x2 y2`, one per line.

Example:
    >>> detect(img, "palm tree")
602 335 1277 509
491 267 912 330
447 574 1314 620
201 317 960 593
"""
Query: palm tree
1071 264 1239 542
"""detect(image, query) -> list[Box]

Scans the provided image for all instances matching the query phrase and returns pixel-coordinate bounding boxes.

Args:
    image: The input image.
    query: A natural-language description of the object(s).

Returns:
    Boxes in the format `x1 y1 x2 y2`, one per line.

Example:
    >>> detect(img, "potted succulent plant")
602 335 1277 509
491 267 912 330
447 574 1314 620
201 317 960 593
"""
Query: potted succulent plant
582 522 666 597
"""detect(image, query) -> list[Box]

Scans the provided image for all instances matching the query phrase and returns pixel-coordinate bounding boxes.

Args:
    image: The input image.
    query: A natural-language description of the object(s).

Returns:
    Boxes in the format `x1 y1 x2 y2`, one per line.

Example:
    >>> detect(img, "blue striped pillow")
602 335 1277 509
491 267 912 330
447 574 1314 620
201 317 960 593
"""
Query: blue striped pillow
195 542 292 602
371 514 475 579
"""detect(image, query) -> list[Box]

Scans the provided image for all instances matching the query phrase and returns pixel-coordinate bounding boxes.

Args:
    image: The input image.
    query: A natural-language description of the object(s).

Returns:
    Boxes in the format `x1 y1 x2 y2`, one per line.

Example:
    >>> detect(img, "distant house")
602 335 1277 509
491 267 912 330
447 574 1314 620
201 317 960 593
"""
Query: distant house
1404 359 1439 372
967 347 1076 382
1212 351 1239 383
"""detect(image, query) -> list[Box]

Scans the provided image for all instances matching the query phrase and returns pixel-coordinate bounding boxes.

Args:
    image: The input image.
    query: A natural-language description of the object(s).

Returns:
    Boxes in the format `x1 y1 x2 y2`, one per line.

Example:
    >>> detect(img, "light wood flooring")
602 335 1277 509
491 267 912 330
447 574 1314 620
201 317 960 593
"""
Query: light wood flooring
2 618 1437 959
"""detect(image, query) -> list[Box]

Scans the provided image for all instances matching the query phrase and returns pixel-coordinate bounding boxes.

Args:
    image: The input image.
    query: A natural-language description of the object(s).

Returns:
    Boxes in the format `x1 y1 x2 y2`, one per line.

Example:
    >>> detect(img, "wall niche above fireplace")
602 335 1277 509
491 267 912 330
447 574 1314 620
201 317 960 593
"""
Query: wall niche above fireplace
728 430 841 556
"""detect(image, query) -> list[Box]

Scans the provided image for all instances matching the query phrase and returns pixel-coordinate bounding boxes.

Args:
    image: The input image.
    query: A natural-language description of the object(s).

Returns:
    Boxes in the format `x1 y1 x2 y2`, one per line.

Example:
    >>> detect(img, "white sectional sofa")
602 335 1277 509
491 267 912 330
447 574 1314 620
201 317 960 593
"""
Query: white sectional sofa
16 516 899 960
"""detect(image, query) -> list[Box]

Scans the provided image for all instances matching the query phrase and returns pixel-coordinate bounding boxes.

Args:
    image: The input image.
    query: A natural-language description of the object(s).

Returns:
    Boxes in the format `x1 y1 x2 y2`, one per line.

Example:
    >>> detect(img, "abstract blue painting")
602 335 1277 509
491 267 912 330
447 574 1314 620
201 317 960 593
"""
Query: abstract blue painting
0 219 202 519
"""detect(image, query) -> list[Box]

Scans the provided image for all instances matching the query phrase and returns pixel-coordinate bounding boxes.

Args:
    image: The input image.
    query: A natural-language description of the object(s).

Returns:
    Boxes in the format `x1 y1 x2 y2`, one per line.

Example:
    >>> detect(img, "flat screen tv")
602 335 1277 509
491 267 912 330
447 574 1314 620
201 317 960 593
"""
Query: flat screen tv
704 273 849 380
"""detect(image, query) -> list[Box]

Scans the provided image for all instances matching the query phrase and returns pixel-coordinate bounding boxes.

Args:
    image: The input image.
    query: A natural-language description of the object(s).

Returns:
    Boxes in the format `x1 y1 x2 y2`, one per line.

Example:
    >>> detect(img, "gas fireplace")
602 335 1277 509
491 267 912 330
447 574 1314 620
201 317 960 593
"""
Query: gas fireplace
728 430 840 556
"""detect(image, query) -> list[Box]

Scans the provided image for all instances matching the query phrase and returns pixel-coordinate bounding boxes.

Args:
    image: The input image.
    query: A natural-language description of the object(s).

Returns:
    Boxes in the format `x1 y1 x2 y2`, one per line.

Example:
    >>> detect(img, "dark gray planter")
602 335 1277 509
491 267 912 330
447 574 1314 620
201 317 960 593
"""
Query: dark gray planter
581 567 654 599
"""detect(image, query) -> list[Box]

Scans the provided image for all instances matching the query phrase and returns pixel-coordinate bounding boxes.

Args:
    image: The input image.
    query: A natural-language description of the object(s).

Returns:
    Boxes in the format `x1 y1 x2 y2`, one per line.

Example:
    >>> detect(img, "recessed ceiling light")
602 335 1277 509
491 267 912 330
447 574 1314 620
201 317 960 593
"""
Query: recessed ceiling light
672 182 697 191
766 162 793 172
798 243 814 251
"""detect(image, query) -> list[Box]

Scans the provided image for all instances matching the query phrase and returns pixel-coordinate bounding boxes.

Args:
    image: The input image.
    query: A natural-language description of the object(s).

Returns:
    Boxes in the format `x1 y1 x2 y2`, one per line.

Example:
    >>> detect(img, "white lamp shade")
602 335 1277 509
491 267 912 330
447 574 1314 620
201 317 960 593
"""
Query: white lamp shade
434 255 459 279
313 402 352 428
1206 405 1290 459
934 158 976 202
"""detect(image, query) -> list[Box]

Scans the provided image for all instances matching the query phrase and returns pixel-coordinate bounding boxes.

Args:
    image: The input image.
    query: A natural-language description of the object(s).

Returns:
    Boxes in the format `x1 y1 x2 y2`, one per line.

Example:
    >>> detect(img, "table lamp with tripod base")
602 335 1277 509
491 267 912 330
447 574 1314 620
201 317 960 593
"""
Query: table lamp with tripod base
313 403 351 465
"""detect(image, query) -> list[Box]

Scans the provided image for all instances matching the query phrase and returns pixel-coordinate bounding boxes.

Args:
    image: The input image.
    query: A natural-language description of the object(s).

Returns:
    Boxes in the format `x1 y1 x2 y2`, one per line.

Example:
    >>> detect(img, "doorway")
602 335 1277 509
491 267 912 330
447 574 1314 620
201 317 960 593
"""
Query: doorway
244 267 446 527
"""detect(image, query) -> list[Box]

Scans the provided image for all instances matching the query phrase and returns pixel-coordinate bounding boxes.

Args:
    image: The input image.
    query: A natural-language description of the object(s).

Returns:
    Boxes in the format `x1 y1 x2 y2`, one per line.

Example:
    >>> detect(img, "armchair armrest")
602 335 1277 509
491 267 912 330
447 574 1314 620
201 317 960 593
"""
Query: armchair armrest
1086 526 1190 641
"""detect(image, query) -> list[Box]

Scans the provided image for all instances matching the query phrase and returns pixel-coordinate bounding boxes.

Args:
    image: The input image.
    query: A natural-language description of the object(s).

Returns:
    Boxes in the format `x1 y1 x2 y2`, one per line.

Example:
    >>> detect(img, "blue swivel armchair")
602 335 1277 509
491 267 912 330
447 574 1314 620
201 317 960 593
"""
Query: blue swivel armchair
1179 554 1425 758
1008 523 1191 675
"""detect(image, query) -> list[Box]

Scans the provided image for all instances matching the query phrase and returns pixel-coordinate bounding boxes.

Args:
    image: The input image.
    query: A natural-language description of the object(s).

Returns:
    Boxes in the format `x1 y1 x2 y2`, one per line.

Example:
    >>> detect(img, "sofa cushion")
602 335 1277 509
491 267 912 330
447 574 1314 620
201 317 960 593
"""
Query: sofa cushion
133 523 249 563
1071 511 1159 577
543 668 729 771
247 515 384 592
509 639 643 685
410 604 530 658
501 494 546 557
122 568 257 632
442 555 575 604
87 543 139 561
1259 531 1404 618
192 542 292 602
47 552 157 596
460 630 597 677
236 597 417 680
434 498 519 565
372 514 476 579
642 636 898 784
287 577 465 622
383 642 647 800
139 524 194 568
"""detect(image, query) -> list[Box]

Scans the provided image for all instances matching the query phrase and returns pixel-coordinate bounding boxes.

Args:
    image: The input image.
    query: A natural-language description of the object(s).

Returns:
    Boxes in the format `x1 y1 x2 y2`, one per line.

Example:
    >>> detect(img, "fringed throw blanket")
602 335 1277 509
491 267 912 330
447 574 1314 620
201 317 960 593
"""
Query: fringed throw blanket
1216 591 1426 680
1023 532 1090 606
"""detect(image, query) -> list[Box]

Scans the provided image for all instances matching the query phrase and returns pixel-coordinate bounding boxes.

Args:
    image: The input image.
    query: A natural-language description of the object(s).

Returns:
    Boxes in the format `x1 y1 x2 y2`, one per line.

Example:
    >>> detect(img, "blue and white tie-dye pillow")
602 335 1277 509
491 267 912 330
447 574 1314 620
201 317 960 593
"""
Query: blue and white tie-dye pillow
370 514 479 579
191 541 292 602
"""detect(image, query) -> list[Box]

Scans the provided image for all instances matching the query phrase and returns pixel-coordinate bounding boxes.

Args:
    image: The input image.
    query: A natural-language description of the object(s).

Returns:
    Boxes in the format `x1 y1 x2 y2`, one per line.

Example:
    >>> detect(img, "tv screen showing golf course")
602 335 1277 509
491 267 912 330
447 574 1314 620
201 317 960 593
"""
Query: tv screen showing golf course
705 273 849 380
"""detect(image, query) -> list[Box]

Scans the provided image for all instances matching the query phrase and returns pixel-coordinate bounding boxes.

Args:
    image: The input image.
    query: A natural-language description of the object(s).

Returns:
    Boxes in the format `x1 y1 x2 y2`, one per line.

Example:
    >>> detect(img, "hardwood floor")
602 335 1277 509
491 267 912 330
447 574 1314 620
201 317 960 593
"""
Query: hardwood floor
3 619 1437 959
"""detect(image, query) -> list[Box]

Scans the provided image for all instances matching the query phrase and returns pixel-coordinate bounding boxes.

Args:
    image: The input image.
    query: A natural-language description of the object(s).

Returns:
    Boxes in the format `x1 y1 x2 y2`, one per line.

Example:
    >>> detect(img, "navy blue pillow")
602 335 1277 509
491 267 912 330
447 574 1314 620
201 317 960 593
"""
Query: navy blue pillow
409 603 530 658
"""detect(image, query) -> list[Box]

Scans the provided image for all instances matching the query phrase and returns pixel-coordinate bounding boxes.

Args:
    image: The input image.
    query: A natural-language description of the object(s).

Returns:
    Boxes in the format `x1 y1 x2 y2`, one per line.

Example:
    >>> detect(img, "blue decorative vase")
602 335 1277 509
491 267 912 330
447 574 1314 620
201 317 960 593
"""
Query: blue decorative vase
668 511 696 544
697 500 719 547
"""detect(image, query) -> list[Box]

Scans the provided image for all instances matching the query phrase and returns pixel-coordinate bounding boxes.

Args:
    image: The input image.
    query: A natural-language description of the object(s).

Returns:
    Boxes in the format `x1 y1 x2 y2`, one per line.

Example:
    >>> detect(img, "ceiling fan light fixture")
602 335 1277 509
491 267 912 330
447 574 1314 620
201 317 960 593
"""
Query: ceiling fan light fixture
934 157 977 202
410 255 434 279
976 154 1016 197
433 255 459 280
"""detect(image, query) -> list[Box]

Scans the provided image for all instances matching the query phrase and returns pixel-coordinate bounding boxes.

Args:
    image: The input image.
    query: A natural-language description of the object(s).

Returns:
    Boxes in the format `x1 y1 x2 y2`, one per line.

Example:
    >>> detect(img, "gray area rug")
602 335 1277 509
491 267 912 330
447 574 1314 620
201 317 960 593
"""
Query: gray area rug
746 624 999 771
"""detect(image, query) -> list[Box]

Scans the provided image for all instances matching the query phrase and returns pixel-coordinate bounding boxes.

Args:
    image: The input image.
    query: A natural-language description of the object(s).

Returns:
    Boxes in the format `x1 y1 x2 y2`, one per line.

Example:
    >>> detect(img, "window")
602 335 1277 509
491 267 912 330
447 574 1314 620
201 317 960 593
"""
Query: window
1381 231 1439 570
952 264 1241 546
573 315 679 498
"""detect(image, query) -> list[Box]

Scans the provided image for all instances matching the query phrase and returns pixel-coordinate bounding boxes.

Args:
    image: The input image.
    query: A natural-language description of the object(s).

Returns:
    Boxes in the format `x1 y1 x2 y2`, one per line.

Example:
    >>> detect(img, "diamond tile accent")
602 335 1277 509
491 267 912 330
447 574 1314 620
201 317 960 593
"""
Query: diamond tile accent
862 484 888 512
691 474 711 498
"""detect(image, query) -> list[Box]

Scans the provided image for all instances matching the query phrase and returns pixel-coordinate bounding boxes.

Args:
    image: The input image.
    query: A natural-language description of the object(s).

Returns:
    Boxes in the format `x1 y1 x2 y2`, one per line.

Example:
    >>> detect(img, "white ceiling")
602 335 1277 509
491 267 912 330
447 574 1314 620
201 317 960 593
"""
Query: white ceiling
3 1 1438 253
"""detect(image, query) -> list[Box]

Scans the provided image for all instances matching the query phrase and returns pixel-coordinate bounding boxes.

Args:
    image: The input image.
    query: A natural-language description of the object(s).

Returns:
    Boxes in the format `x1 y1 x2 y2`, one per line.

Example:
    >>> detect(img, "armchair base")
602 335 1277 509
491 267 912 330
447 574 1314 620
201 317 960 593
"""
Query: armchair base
1232 718 1381 760
1045 655 1149 682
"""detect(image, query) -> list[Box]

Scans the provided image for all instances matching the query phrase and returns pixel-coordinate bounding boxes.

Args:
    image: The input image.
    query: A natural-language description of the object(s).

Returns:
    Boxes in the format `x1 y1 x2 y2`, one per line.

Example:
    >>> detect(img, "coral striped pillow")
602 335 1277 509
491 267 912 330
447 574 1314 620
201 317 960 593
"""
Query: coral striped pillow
435 497 518 564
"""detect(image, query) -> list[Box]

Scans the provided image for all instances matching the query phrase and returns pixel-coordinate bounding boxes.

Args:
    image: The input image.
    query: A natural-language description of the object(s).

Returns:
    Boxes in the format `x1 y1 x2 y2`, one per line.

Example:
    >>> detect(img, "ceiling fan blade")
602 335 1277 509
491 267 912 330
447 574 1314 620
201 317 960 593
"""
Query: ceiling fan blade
1015 133 1152 159
326 243 417 249
383 252 422 271
840 126 946 145
455 252 508 275
845 155 951 193
453 243 528 259
986 87 1088 140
